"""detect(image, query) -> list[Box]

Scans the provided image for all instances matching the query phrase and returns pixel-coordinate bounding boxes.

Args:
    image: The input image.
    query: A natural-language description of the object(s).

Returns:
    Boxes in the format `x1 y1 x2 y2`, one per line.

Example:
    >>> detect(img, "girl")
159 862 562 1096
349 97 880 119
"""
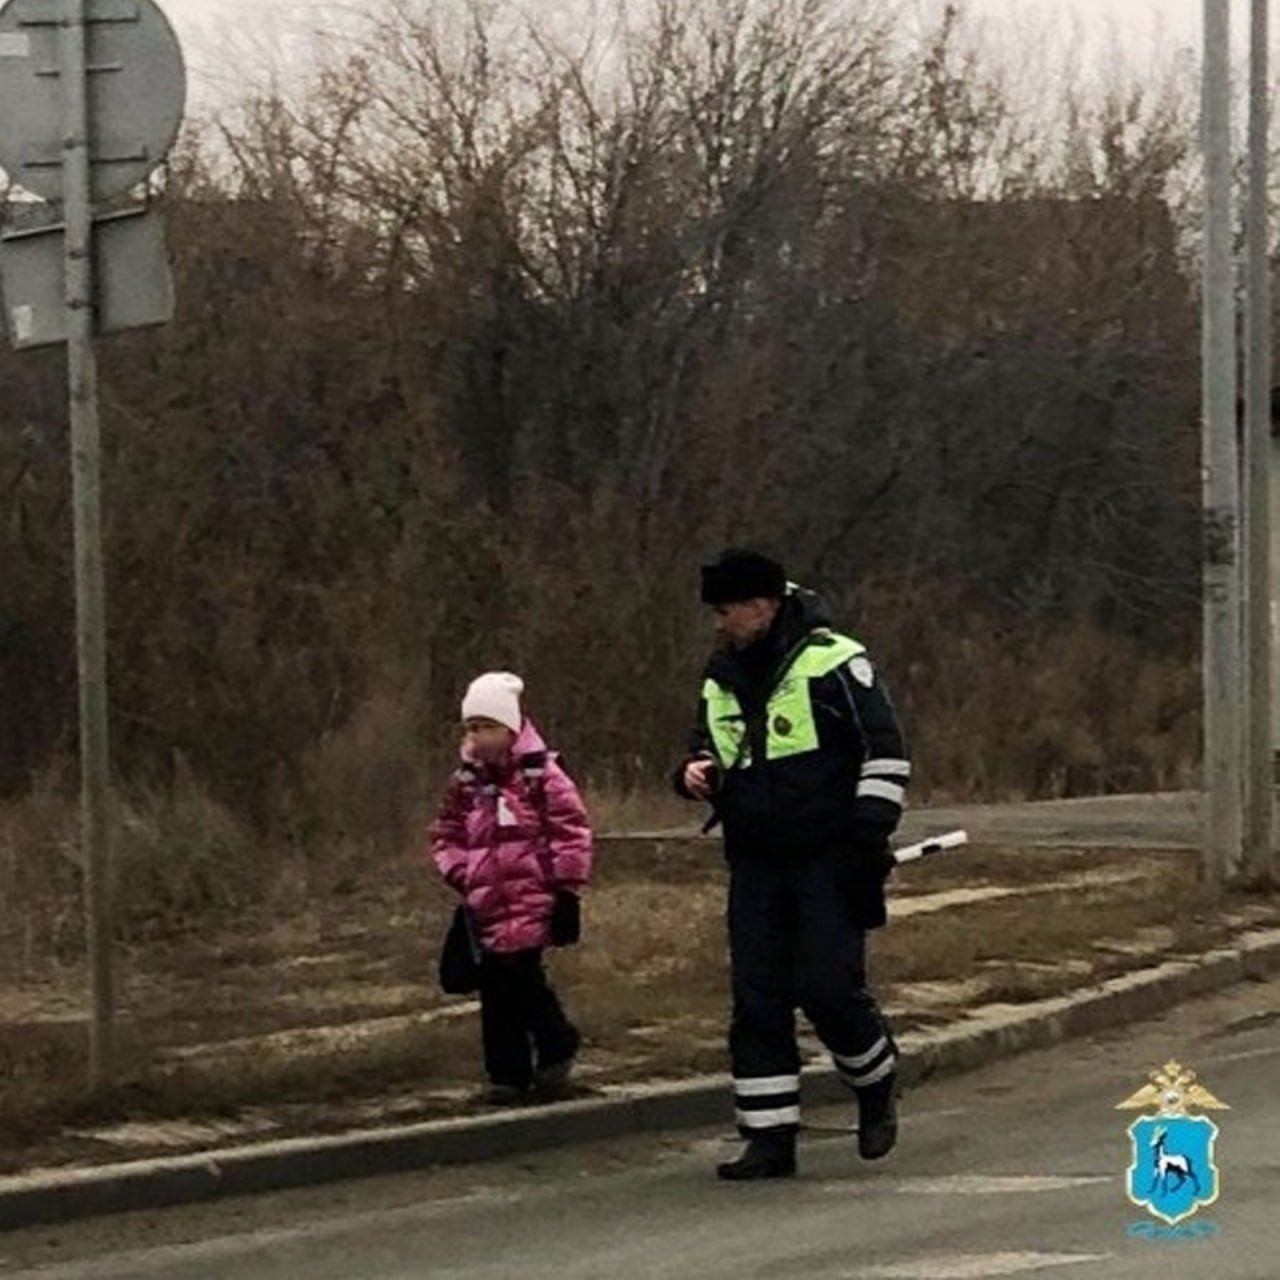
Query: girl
430 671 594 1103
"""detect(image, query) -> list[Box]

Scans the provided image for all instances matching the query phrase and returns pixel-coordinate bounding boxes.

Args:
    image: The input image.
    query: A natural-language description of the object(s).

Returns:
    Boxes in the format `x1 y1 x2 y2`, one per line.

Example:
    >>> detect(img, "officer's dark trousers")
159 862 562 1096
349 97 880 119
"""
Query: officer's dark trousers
728 846 896 1136
478 950 579 1089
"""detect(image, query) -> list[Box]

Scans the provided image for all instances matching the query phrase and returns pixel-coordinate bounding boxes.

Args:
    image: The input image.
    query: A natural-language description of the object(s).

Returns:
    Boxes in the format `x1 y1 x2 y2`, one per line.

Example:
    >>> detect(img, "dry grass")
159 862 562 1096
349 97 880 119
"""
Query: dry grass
587 789 701 834
0 744 1264 1176
878 861 1205 985
2 829 1274 1176
559 879 729 1037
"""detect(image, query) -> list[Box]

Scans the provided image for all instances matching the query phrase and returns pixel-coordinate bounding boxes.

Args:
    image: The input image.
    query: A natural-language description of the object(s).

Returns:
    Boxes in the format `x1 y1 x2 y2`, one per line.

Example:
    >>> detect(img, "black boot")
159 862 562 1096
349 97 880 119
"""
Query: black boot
856 1074 898 1160
717 1131 797 1181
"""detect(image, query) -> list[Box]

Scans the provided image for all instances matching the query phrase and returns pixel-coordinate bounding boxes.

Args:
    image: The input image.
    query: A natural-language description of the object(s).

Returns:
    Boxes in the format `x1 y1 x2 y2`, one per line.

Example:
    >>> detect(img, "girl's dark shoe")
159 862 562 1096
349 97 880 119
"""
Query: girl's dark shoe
716 1132 797 1181
533 1056 575 1097
482 1083 530 1106
534 1025 581 1097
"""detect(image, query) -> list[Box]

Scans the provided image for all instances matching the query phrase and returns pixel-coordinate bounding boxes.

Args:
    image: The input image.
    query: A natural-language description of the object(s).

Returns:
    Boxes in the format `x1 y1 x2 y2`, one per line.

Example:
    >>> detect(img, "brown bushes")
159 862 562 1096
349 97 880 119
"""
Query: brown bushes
0 1 1202 939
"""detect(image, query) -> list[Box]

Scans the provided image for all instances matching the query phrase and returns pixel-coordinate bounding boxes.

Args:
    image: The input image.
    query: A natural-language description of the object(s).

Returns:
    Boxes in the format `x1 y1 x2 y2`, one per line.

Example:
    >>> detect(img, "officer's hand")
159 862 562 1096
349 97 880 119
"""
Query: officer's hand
683 758 717 798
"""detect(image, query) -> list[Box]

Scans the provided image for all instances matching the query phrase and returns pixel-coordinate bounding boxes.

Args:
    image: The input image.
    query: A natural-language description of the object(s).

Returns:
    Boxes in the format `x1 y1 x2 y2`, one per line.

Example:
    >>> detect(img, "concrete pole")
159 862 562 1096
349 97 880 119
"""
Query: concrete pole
1244 0 1276 883
1202 0 1243 887
61 0 115 1088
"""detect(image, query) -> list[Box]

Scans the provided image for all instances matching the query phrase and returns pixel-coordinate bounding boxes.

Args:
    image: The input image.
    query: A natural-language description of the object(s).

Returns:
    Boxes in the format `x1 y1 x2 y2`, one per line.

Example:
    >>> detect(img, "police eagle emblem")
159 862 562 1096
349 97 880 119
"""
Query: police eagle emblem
1116 1060 1228 1225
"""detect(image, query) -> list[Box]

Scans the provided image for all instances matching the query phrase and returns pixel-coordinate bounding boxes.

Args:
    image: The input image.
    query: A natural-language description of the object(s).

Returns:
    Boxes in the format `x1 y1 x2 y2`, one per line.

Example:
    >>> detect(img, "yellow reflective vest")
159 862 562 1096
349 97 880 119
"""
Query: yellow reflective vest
701 630 865 771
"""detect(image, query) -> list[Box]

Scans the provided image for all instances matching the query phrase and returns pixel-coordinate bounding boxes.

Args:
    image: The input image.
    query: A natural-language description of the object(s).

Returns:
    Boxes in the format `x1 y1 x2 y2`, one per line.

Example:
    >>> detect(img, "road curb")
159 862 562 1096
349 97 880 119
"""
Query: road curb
3 926 1278 1232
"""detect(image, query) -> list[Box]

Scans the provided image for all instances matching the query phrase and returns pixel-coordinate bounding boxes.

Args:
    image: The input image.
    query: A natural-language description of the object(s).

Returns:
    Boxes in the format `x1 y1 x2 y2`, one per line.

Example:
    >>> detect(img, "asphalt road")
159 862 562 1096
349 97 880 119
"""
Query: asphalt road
626 792 1203 850
3 970 1276 1280
895 792 1200 850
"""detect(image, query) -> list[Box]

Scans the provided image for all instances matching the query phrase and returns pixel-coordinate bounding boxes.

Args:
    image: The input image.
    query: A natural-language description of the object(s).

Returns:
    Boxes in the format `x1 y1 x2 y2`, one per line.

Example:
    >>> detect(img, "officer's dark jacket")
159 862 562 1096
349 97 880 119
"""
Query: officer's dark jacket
675 589 910 868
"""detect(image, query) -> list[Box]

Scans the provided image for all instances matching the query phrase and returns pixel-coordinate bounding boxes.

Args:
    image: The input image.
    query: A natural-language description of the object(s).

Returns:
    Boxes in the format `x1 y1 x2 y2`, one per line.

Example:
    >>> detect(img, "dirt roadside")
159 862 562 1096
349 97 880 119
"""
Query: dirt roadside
1 840 1276 1177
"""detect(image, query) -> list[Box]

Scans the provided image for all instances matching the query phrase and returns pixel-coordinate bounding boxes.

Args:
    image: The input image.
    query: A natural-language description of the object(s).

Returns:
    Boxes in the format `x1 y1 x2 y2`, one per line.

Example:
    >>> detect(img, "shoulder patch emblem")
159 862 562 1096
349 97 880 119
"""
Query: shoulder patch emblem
848 656 875 688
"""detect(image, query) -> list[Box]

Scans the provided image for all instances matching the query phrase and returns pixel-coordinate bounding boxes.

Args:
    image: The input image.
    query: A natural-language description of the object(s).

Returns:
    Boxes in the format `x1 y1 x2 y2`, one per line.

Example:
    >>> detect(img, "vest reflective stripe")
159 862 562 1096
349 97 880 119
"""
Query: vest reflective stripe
702 632 865 768
704 681 750 767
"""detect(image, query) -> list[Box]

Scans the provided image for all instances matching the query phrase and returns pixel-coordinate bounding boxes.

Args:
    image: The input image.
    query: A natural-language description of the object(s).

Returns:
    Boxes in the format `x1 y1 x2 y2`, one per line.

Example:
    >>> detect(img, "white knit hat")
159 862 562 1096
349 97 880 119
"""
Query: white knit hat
461 671 524 732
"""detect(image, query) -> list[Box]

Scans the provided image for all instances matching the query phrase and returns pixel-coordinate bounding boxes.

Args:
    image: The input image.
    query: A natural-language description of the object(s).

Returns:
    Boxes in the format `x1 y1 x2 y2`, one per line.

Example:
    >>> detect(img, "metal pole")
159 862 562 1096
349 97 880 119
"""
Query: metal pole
61 0 115 1088
1245 0 1276 884
1202 0 1243 887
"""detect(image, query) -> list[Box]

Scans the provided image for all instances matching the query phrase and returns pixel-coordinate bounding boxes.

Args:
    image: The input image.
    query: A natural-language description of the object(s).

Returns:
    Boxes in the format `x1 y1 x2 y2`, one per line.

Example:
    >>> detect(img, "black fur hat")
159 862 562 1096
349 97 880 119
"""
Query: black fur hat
700 548 787 604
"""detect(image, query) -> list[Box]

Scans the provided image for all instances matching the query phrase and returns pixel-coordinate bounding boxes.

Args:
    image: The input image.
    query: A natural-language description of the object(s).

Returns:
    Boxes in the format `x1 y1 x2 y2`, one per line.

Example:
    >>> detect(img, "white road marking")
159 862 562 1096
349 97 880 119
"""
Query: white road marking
854 1252 1113 1278
892 868 1149 920
0 1189 520 1280
1205 1044 1280 1066
882 1174 1114 1195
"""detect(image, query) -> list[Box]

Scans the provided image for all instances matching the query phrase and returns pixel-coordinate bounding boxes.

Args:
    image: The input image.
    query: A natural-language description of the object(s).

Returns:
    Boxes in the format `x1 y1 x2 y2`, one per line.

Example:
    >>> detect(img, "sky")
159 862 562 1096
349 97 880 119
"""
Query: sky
151 0 1240 118
972 0 1200 51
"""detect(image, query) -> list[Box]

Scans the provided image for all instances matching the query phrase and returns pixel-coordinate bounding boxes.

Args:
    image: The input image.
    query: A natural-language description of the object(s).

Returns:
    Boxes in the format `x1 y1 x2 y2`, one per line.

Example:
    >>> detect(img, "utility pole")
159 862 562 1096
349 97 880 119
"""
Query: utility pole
1202 0 1243 887
1244 0 1275 884
60 0 115 1089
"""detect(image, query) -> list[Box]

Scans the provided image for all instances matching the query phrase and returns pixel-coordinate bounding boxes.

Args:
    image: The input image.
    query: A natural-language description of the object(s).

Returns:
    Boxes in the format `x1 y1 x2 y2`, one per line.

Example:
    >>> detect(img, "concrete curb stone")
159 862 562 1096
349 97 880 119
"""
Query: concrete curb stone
2 926 1278 1233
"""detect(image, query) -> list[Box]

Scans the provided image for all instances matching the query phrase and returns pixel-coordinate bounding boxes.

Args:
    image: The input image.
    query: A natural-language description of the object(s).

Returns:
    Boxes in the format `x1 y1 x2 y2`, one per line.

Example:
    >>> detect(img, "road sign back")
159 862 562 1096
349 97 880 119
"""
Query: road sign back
0 0 185 201
1 206 174 347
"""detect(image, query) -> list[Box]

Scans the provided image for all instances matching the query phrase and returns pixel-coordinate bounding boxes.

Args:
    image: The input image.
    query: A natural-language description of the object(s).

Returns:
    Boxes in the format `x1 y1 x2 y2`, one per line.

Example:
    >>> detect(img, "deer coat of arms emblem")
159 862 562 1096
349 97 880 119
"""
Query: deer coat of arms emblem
1117 1060 1229 1225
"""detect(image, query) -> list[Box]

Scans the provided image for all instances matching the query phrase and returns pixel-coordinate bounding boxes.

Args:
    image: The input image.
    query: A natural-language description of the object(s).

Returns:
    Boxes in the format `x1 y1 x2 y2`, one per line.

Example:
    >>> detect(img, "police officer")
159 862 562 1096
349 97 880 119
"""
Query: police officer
675 548 910 1180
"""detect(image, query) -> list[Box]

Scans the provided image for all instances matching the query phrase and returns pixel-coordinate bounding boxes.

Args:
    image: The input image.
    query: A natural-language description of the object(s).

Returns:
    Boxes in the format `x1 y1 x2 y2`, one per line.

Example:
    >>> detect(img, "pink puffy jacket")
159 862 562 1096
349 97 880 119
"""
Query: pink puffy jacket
430 719 594 953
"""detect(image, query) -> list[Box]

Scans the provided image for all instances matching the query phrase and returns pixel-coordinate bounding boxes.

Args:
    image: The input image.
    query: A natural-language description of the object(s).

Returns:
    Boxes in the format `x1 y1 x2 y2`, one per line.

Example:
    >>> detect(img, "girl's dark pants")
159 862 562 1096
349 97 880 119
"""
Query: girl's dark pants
478 949 579 1088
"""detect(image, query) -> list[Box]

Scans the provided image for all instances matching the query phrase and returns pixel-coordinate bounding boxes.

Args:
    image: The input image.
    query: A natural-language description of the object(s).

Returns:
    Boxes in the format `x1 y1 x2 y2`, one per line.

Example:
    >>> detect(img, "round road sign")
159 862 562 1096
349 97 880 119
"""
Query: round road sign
0 0 186 202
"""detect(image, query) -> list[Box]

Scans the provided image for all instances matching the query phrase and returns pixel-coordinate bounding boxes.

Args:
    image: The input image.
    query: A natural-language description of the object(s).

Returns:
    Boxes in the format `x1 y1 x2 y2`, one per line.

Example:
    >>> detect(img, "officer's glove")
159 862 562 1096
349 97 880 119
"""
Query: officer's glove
842 836 894 931
850 834 896 882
